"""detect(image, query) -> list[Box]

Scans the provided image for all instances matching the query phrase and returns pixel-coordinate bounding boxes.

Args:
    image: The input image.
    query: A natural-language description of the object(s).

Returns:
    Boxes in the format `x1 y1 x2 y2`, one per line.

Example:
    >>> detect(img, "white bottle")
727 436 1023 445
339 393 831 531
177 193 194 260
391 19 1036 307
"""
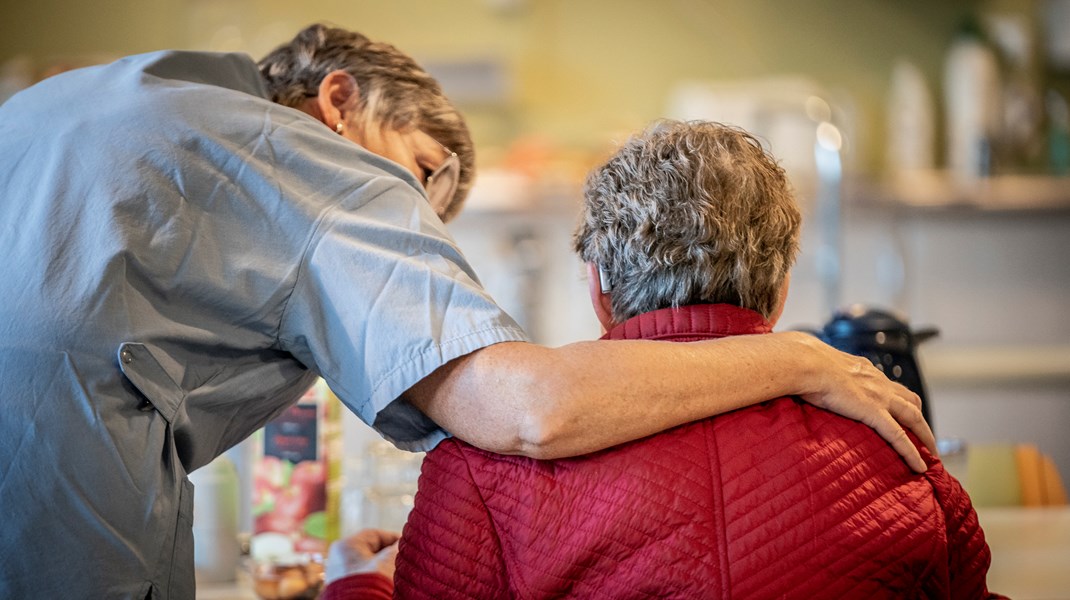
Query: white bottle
944 19 1002 179
191 455 241 584
888 59 936 174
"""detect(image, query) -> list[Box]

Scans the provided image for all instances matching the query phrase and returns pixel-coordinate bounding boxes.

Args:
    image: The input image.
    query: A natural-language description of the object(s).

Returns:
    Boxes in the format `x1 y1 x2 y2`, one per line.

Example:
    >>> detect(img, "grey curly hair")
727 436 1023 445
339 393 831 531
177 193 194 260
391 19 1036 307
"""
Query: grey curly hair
574 120 801 322
258 23 474 221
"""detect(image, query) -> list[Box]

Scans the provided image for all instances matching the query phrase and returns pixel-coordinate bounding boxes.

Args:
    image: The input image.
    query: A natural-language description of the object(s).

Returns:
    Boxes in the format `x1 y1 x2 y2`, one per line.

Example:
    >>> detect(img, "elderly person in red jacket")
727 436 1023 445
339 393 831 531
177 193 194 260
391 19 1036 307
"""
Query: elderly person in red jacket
358 119 999 600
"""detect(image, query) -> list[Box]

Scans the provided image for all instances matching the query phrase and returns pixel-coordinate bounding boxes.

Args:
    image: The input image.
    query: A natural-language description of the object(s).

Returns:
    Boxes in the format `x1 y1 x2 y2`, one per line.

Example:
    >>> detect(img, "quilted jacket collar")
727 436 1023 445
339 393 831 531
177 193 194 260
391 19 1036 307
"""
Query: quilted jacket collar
601 303 772 342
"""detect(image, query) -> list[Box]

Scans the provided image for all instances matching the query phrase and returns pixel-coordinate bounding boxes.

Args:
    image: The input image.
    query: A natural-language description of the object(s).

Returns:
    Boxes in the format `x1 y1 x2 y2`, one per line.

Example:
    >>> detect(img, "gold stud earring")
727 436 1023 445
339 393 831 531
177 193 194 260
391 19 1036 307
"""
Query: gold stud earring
335 122 344 134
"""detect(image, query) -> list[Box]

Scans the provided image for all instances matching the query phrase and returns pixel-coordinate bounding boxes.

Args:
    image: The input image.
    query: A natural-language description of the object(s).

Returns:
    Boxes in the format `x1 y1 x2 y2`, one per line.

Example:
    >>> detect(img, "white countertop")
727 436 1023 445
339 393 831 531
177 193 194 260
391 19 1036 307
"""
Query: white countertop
197 506 1070 599
978 506 1070 599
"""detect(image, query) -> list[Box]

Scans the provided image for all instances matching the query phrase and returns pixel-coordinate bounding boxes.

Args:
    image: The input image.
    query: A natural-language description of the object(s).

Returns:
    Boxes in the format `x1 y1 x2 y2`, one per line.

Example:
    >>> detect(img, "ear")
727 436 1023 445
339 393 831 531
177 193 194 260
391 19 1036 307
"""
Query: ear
586 263 616 332
314 69 360 133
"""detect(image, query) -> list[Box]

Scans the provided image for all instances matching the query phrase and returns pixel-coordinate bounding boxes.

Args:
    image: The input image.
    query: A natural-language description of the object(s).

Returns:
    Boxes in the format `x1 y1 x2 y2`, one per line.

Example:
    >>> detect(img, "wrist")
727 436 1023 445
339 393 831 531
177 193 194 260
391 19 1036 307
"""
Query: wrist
322 572 393 600
775 330 828 397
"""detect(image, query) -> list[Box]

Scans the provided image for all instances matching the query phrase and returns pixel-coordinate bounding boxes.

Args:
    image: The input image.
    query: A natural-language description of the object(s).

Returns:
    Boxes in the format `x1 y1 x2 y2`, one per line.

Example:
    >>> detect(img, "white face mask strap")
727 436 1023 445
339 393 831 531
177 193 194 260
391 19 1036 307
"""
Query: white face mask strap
598 266 612 294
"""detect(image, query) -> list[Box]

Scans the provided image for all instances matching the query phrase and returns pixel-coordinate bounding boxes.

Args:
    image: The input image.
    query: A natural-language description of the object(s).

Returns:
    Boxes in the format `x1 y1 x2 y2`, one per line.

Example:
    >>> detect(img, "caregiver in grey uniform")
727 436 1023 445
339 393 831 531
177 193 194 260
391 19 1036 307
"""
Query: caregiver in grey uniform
0 24 933 599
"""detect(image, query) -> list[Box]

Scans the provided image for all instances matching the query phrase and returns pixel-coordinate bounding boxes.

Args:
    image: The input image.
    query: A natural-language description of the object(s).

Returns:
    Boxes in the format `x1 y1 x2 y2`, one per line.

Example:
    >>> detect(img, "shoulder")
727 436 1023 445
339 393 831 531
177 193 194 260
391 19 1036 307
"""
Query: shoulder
130 50 266 97
713 397 920 480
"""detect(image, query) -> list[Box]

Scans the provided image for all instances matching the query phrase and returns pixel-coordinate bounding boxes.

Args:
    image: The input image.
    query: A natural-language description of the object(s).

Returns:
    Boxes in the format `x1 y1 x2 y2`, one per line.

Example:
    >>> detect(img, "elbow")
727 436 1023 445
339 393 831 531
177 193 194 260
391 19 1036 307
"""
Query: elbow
514 406 565 459
463 410 564 460
510 367 579 460
461 342 585 460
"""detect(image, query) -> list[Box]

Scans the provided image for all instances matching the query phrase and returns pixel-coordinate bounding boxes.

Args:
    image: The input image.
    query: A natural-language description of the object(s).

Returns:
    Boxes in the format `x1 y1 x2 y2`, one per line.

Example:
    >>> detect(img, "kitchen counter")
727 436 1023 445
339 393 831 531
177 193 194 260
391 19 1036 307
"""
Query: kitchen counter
198 507 1070 599
196 577 256 600
977 506 1070 599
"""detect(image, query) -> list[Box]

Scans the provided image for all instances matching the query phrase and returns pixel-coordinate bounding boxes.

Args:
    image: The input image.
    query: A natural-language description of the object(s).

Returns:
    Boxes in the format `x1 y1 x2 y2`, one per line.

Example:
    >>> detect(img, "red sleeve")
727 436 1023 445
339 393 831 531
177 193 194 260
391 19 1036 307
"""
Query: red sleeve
320 572 393 600
923 453 1006 600
393 439 509 599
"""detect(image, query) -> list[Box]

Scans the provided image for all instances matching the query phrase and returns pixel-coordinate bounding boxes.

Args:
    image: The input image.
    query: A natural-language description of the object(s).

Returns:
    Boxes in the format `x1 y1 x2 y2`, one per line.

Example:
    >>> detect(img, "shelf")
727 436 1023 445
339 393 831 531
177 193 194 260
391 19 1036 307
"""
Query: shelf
458 170 1070 217
847 171 1070 213
918 344 1070 385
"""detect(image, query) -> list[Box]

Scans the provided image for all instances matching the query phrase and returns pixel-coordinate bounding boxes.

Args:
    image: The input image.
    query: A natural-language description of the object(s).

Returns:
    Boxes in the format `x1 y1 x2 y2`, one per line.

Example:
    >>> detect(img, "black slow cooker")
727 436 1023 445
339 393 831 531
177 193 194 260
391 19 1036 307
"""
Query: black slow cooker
813 305 939 429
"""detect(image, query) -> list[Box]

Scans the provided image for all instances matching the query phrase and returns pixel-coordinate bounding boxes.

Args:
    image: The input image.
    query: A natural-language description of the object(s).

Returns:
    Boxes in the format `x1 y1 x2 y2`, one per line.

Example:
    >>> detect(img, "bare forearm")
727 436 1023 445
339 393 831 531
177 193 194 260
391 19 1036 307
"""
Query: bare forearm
407 331 932 471
509 334 821 457
412 332 826 450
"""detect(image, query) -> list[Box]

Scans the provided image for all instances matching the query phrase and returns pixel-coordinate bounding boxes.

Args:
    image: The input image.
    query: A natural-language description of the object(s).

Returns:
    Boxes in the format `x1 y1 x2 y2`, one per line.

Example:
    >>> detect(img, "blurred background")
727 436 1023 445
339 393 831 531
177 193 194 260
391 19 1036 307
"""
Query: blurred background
4 0 1069 590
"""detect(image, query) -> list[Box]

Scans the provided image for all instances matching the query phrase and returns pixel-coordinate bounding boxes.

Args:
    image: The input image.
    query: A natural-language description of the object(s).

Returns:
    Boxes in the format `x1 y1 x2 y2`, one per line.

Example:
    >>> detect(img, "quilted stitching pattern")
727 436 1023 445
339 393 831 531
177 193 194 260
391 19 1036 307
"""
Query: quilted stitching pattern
924 460 995 599
603 304 771 341
396 444 510 599
394 304 996 599
714 400 945 599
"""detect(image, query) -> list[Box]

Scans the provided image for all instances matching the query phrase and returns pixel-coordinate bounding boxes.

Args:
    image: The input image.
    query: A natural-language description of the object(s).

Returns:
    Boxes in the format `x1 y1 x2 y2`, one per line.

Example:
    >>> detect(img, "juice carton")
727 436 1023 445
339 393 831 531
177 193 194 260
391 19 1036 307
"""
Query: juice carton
251 379 342 556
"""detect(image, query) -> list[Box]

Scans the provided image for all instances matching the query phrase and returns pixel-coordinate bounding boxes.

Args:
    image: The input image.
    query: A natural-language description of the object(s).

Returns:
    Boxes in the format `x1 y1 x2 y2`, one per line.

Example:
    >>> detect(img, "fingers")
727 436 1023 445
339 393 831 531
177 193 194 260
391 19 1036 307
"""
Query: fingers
371 529 401 548
888 377 923 411
801 342 939 474
860 359 924 418
890 389 937 456
348 528 402 555
869 411 928 474
871 372 937 458
376 540 400 579
326 530 402 585
862 365 936 471
830 353 937 473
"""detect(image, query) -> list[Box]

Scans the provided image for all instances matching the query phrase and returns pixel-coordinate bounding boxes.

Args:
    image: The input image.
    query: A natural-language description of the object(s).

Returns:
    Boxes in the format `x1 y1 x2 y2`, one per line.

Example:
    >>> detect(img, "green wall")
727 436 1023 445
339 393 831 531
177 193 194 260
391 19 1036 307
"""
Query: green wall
3 0 1011 174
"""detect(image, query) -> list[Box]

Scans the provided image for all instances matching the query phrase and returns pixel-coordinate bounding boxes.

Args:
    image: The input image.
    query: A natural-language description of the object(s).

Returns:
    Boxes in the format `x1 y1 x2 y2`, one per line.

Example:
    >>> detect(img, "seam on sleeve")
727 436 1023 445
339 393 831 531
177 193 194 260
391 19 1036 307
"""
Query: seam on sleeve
255 113 404 350
272 181 393 348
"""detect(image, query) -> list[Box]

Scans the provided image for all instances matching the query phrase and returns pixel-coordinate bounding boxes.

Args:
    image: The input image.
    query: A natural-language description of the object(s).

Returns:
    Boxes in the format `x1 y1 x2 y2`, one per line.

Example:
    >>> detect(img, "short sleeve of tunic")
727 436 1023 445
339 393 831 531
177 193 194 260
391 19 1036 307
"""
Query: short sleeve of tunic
3 47 526 453
277 153 527 452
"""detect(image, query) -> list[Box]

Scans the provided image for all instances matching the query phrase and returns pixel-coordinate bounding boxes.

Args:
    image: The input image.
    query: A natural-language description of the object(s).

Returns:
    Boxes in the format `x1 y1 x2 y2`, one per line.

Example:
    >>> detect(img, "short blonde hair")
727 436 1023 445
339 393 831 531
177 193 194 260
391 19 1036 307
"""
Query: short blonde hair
574 120 801 322
258 23 474 221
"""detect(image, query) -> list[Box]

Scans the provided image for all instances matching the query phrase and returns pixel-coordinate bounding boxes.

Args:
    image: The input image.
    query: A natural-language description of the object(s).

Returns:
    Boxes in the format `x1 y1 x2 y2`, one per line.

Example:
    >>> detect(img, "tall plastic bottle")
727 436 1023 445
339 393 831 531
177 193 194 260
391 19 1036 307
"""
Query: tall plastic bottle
191 455 241 583
944 17 1003 179
888 59 936 174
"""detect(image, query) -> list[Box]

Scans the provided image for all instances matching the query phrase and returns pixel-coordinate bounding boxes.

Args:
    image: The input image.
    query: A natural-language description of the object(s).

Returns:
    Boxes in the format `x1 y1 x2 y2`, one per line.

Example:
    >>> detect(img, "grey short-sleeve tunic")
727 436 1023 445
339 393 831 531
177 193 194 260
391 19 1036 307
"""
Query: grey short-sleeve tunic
0 50 526 599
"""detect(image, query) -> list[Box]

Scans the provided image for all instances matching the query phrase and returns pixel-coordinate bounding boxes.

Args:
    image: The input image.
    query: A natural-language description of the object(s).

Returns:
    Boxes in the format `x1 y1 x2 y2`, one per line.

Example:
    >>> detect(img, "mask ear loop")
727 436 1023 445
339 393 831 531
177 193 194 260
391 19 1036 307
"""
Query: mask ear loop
598 266 613 294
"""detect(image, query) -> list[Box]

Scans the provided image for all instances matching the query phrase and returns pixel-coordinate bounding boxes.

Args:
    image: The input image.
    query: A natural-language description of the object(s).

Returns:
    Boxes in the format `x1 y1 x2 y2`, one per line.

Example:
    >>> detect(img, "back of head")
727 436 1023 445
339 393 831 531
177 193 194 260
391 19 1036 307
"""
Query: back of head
258 23 474 220
574 120 801 322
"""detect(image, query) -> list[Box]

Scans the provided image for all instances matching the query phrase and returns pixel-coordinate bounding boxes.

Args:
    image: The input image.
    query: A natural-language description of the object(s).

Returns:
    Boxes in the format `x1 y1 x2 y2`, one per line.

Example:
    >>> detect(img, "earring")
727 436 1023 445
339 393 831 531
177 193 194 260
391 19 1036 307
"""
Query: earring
335 122 344 134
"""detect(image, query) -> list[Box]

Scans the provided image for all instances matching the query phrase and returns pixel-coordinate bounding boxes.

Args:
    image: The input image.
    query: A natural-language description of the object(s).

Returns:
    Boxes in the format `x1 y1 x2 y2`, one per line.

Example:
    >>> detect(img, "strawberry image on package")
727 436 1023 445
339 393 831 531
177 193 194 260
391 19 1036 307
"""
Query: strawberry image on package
252 379 342 556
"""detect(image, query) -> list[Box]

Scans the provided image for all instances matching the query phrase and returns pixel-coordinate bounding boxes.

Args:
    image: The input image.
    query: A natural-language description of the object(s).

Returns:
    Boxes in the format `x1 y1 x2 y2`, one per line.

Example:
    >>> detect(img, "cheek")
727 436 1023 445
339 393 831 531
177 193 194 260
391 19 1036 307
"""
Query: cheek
383 136 421 180
348 127 422 180
391 143 419 179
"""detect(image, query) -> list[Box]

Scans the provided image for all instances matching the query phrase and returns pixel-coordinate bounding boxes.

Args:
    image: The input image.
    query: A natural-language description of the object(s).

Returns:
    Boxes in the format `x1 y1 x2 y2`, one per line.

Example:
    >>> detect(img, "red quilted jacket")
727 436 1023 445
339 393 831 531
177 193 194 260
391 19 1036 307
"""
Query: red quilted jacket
394 304 998 599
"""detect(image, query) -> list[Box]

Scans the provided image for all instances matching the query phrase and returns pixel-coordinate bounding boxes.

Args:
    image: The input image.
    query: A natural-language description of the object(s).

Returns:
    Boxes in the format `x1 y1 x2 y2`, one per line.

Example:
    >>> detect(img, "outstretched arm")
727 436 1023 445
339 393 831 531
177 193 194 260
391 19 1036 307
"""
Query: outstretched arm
404 330 935 472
